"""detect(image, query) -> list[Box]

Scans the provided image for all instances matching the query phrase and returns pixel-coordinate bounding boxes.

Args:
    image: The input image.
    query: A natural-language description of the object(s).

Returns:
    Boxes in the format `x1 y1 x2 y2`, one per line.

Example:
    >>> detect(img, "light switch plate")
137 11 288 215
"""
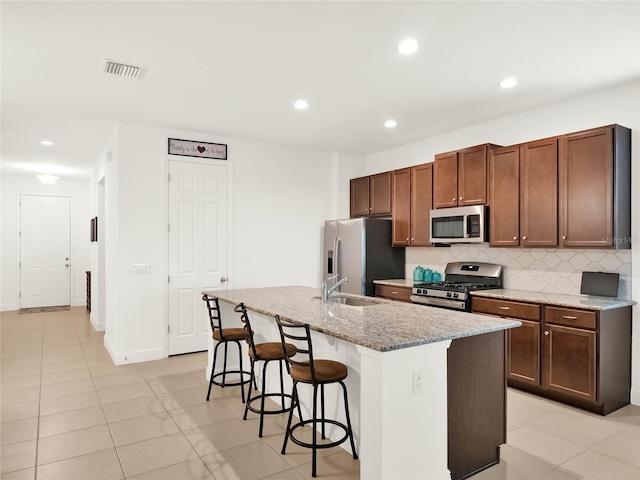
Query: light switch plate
131 264 150 274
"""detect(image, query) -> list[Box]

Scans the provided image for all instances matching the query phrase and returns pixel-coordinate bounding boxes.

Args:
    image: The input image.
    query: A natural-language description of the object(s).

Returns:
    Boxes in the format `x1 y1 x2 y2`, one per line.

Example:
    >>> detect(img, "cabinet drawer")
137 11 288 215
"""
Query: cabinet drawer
472 297 540 321
375 284 412 303
545 306 596 329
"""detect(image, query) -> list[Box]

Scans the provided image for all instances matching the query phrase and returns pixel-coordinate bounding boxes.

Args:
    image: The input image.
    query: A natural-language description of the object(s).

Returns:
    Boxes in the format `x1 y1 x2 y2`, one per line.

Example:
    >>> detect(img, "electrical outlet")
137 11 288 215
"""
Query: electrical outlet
413 370 424 395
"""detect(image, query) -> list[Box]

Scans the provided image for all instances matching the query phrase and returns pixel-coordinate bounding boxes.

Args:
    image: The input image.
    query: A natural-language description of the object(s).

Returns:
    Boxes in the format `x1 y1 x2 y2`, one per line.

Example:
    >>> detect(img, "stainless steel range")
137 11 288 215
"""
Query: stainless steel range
411 262 503 311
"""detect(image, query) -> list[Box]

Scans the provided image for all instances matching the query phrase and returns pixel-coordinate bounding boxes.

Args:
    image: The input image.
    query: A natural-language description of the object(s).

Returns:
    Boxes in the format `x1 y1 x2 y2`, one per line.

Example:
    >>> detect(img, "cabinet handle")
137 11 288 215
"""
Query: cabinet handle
544 331 550 336
391 291 398 295
513 236 518 241
522 236 527 240
452 197 456 201
562 315 578 320
411 237 414 241
459 197 463 201
498 306 510 310
406 238 409 241
562 235 567 240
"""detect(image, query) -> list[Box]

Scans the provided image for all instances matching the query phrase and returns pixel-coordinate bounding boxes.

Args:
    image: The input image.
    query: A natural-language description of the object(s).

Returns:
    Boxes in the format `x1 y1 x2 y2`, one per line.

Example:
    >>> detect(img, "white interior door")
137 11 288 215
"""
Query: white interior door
168 161 228 355
20 195 71 308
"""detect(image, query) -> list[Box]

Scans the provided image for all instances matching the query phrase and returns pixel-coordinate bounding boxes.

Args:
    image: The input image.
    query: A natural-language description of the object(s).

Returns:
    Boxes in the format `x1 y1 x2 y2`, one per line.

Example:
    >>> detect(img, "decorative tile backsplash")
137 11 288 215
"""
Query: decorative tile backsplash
406 244 631 299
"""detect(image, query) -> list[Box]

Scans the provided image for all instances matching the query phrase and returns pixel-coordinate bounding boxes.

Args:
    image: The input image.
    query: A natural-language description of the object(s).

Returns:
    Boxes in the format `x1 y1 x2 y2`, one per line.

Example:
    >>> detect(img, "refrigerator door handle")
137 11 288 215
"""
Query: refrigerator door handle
335 236 341 278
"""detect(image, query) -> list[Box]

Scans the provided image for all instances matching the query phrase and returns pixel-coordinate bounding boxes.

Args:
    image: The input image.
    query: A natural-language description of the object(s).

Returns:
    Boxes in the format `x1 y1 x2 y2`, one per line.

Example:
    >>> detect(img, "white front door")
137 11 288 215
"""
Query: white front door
20 195 71 308
168 161 228 355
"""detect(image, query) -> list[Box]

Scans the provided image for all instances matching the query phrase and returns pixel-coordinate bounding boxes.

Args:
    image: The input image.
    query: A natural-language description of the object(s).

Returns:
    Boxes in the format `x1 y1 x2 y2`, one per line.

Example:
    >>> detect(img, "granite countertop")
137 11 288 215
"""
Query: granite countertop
204 286 520 352
471 289 636 311
373 279 414 288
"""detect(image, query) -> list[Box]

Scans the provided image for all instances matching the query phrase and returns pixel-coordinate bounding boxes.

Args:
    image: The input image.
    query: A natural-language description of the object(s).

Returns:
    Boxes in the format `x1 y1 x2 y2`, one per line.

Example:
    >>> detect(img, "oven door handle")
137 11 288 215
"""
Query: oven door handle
411 295 466 310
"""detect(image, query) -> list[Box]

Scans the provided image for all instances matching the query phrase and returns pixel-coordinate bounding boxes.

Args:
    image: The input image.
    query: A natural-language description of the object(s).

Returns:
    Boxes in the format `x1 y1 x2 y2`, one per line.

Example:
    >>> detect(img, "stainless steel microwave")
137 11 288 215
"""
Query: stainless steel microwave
429 205 487 243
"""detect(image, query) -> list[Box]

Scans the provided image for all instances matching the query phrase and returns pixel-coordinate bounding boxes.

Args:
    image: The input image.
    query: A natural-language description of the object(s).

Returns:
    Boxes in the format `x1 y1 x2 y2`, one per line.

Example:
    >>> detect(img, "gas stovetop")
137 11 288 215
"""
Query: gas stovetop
411 262 503 311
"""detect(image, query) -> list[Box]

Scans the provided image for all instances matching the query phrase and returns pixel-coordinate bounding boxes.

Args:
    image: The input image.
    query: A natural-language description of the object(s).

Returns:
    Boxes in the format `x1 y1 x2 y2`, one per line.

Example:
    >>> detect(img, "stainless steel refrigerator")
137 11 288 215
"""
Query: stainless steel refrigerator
323 218 405 297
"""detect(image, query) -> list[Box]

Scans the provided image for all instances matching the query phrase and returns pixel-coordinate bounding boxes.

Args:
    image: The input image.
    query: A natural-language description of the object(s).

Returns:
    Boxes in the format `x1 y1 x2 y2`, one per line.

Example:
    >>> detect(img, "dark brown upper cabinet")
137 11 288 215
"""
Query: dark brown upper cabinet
350 172 392 218
489 139 558 247
559 125 631 249
434 144 495 208
392 163 433 246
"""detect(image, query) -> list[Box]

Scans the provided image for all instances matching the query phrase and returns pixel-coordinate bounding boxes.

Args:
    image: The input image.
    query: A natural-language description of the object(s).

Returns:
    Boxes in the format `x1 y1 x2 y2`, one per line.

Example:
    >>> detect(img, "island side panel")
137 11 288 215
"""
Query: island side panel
358 342 452 480
447 331 506 480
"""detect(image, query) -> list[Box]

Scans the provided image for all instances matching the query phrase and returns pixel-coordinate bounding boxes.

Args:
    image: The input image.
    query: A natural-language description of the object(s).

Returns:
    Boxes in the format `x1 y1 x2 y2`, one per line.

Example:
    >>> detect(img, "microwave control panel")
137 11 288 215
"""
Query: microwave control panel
467 214 481 238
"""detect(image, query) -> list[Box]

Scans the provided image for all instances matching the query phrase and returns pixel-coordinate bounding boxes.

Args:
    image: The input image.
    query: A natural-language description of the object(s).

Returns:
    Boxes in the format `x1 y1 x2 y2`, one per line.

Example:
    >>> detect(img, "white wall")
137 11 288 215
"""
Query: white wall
93 123 337 364
0 175 91 311
356 80 640 405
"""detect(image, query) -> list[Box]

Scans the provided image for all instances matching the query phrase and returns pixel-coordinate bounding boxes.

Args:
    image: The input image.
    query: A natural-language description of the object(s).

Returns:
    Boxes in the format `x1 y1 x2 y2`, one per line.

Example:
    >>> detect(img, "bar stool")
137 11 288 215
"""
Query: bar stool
234 303 299 437
202 294 252 403
275 315 358 478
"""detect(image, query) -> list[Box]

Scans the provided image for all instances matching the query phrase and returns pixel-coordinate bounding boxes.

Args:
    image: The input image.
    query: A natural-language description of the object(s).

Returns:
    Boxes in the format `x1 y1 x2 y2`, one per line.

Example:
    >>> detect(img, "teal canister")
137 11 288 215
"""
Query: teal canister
423 268 433 282
413 266 425 282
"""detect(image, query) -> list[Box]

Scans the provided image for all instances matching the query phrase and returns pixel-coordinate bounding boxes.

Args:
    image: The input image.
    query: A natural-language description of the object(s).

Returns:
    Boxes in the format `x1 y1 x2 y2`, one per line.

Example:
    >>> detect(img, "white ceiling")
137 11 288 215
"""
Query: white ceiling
2 1 639 179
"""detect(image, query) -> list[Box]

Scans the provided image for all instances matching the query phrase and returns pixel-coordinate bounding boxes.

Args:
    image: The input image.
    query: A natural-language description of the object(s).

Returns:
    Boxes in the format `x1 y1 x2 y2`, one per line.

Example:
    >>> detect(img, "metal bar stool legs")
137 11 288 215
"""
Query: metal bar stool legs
206 338 251 402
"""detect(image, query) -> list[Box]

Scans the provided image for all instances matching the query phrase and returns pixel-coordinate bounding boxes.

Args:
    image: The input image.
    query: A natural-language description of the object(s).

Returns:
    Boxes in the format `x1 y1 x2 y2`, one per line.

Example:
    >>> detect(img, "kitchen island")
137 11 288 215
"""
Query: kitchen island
205 286 520 480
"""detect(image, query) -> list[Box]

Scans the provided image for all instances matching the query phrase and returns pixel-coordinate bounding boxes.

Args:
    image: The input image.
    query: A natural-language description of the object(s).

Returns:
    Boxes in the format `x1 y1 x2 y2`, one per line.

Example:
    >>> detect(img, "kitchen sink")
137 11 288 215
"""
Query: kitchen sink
313 295 383 307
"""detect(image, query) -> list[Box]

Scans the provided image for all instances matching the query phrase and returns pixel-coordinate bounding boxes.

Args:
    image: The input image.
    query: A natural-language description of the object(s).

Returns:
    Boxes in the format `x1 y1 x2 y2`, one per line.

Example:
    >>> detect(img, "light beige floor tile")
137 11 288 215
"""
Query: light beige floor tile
261 469 305 480
202 440 291 480
97 381 155 405
0 401 40 423
40 377 95 399
127 459 214 480
296 450 360 480
507 426 585 466
559 449 640 479
1 355 42 368
37 425 114 465
528 409 623 448
168 400 236 431
480 444 557 480
0 467 35 480
40 367 91 386
116 432 199 478
0 386 40 406
0 440 37 474
36 448 124 480
89 363 138 377
597 403 640 428
1 374 41 391
108 411 180 447
40 343 82 356
183 417 259 456
41 349 85 363
535 469 580 480
243 402 293 438
85 354 119 367
92 371 145 389
102 396 166 423
0 418 38 446
40 390 100 416
148 374 202 395
157 386 209 411
39 405 106 438
0 364 41 378
591 424 640 468
41 358 88 374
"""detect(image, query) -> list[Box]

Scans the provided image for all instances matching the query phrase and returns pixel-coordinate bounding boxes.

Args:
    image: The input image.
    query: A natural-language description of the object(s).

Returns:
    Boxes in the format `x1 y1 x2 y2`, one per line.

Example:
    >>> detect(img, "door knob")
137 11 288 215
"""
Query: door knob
65 264 70 267
220 277 227 283
65 257 69 261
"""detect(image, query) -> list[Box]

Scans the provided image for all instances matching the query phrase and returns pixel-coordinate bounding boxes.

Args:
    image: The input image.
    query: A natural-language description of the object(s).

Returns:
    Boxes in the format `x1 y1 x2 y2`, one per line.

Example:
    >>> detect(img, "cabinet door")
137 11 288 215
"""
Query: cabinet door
350 176 370 218
458 145 488 206
433 152 458 208
542 324 596 402
391 169 411 246
411 163 433 245
370 172 392 215
489 145 520 247
520 138 558 247
507 320 540 386
559 127 613 248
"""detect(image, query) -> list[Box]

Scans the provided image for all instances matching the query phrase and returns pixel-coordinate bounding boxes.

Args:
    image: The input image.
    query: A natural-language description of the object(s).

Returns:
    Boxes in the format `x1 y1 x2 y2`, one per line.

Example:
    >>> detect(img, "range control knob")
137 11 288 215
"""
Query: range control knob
446 292 452 298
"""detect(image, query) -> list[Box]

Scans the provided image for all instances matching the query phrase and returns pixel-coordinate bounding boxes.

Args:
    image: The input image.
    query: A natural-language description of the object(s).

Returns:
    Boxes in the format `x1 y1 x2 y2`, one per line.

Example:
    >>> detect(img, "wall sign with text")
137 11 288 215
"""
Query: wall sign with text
168 138 227 160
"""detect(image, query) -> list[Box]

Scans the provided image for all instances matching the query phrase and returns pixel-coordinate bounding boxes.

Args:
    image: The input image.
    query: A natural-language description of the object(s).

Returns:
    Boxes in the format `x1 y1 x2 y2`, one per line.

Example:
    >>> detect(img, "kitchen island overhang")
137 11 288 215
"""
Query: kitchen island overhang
203 286 520 480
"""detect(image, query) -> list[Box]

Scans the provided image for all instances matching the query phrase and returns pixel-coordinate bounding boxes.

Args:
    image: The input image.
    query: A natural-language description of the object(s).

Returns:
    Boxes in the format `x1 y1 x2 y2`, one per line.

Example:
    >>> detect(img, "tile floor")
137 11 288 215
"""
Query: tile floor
1 306 639 480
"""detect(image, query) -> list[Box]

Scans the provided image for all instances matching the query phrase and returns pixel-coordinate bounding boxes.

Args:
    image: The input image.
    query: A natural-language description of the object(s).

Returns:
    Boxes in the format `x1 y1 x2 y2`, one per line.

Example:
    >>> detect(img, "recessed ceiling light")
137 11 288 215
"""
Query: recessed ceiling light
384 120 397 128
398 38 418 54
40 140 54 146
294 99 309 110
499 77 518 89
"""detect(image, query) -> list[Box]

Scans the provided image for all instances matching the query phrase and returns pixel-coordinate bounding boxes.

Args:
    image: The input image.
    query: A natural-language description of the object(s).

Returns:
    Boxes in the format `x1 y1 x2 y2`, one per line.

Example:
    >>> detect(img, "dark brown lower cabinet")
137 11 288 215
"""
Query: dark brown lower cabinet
448 331 505 480
472 296 632 415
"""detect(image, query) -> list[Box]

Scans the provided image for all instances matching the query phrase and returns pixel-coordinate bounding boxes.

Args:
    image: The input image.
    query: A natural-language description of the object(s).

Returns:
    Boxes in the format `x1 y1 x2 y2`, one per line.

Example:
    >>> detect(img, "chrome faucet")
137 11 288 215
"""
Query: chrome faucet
322 275 349 302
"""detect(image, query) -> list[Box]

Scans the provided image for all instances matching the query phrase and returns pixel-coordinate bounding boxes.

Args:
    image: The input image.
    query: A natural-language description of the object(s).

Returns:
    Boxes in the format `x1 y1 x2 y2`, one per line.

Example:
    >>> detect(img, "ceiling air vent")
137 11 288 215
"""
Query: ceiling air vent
103 59 144 79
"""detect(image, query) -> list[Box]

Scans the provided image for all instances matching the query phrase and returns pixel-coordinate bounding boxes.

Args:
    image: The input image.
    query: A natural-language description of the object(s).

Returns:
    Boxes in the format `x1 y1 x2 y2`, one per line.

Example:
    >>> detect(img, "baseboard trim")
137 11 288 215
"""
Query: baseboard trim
631 388 640 406
90 313 105 332
104 338 166 366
